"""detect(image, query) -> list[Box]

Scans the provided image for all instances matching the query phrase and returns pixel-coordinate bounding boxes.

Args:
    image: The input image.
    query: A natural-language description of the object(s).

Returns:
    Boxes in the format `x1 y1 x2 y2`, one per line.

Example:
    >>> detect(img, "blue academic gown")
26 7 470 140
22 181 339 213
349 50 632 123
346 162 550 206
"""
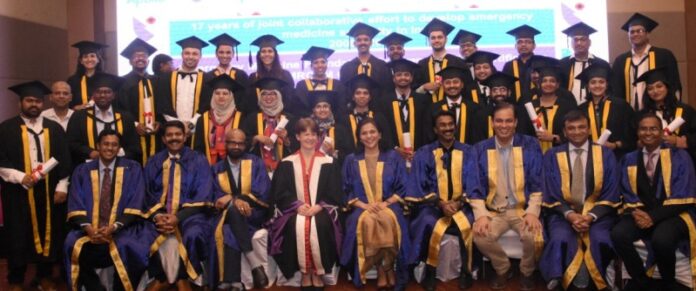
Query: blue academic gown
471 134 545 253
540 143 620 290
208 153 270 287
340 150 411 289
405 141 481 272
64 158 157 291
143 147 214 281
619 146 696 285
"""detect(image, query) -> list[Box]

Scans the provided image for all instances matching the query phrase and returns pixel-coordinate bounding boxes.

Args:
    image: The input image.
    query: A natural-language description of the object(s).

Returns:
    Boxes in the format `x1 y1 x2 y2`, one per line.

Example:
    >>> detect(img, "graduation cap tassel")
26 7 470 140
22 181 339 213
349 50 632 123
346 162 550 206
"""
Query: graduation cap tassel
348 36 351 49
248 50 253 67
383 45 387 59
235 46 239 62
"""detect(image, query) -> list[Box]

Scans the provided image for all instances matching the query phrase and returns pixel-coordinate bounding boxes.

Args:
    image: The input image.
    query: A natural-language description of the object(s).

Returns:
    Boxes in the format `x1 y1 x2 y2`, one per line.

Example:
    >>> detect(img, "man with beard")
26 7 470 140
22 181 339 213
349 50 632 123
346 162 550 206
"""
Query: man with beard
66 73 141 167
143 121 213 290
339 22 392 95
452 29 481 62
116 38 164 165
471 72 519 140
208 128 271 290
294 46 348 117
415 18 467 103
471 103 544 290
612 13 681 110
206 33 253 113
558 22 611 106
430 66 482 145
158 36 212 139
378 32 412 62
463 50 500 105
64 129 157 291
407 110 481 290
0 81 71 291
502 25 541 100
41 81 74 131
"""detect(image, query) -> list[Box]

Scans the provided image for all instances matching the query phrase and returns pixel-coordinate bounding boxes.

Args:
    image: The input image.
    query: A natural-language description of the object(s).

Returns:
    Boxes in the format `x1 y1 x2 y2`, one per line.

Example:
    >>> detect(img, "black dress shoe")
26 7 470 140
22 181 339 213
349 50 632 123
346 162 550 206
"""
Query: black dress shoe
458 272 473 290
422 266 437 291
251 266 269 288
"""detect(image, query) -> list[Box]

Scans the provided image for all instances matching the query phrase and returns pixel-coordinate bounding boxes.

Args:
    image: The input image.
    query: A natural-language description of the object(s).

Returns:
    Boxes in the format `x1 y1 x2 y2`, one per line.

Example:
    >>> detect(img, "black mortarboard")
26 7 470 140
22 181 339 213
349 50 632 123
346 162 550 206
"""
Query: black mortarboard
506 25 541 39
209 33 241 48
562 22 597 37
420 18 455 36
575 63 611 83
346 22 380 39
253 77 287 91
301 46 335 62
621 13 659 32
451 29 482 45
347 74 380 92
175 36 209 50
634 67 669 85
529 55 560 71
120 38 157 58
436 66 468 81
8 81 51 99
535 66 561 80
307 90 339 109
207 74 244 92
251 34 284 48
467 51 500 65
378 32 412 46
72 41 108 56
88 73 123 92
388 59 420 74
481 72 517 90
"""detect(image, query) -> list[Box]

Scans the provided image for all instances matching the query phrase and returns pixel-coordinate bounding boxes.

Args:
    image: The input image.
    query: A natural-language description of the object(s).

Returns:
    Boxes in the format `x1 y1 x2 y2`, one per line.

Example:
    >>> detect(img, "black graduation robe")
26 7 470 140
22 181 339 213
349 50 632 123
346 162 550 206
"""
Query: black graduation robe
205 67 254 113
67 73 96 108
0 117 71 264
156 69 213 119
249 70 296 115
639 102 696 164
192 110 245 165
294 78 348 117
339 54 392 96
416 54 469 103
558 56 611 99
517 95 578 152
240 111 297 161
430 97 482 145
611 46 681 109
502 55 537 103
578 97 636 157
336 111 395 150
66 108 141 168
377 90 432 150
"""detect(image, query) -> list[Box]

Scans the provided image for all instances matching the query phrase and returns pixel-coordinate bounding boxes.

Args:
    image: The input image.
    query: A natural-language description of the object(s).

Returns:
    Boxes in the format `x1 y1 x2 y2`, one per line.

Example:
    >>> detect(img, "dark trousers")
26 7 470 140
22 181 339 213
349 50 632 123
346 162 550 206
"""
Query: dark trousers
7 262 53 284
610 214 688 285
77 243 123 291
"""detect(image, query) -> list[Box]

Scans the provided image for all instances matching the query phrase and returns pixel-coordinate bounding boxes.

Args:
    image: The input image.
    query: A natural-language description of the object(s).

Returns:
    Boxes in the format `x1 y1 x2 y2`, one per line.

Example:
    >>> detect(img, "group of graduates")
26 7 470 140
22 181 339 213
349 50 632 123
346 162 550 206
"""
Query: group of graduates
1 10 696 291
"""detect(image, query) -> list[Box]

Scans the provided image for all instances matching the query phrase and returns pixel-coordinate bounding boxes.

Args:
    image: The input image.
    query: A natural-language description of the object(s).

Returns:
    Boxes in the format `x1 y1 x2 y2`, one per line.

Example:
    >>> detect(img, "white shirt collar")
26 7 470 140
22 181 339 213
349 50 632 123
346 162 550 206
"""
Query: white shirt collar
569 140 590 152
632 44 652 57
447 96 462 106
94 106 114 117
642 145 661 156
495 136 514 149
168 152 181 160
98 158 116 172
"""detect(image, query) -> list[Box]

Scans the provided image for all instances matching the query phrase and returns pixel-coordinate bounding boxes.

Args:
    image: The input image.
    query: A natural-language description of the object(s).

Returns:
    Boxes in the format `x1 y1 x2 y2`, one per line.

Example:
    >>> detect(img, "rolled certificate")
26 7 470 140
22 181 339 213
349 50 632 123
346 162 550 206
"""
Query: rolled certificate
264 116 290 151
403 132 413 168
143 94 154 131
664 117 685 135
85 99 95 108
320 136 333 155
595 129 612 145
31 157 59 181
524 102 544 131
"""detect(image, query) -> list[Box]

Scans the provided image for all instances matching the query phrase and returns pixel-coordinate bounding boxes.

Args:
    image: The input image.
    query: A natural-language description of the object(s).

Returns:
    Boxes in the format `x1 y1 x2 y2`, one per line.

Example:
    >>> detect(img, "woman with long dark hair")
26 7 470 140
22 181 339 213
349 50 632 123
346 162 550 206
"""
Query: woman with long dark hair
247 35 295 114
66 41 107 109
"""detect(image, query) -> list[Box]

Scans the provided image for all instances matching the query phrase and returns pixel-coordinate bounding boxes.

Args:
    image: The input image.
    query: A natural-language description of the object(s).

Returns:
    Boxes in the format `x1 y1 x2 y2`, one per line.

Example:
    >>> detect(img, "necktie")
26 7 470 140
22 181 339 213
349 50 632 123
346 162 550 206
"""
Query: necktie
361 64 369 75
646 152 657 185
99 167 112 227
165 158 178 214
570 148 585 211
27 128 44 163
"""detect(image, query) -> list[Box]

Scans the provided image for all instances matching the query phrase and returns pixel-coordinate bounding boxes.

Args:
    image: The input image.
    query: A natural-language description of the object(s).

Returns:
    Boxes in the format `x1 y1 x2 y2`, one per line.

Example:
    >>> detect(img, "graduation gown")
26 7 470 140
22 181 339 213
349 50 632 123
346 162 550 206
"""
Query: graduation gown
540 143 620 290
416 54 468 103
66 108 141 168
578 97 636 157
517 95 578 152
619 146 696 285
208 153 270 286
268 152 344 278
116 74 166 164
156 69 213 120
336 111 395 150
67 73 96 108
192 110 244 165
240 111 297 164
502 56 536 102
340 150 411 288
64 158 157 291
319 124 355 167
430 98 482 145
294 78 348 117
558 56 611 104
0 117 71 265
378 91 432 150
405 141 481 271
143 147 214 281
249 70 296 114
206 67 254 113
639 103 696 164
339 55 391 96
611 46 681 109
